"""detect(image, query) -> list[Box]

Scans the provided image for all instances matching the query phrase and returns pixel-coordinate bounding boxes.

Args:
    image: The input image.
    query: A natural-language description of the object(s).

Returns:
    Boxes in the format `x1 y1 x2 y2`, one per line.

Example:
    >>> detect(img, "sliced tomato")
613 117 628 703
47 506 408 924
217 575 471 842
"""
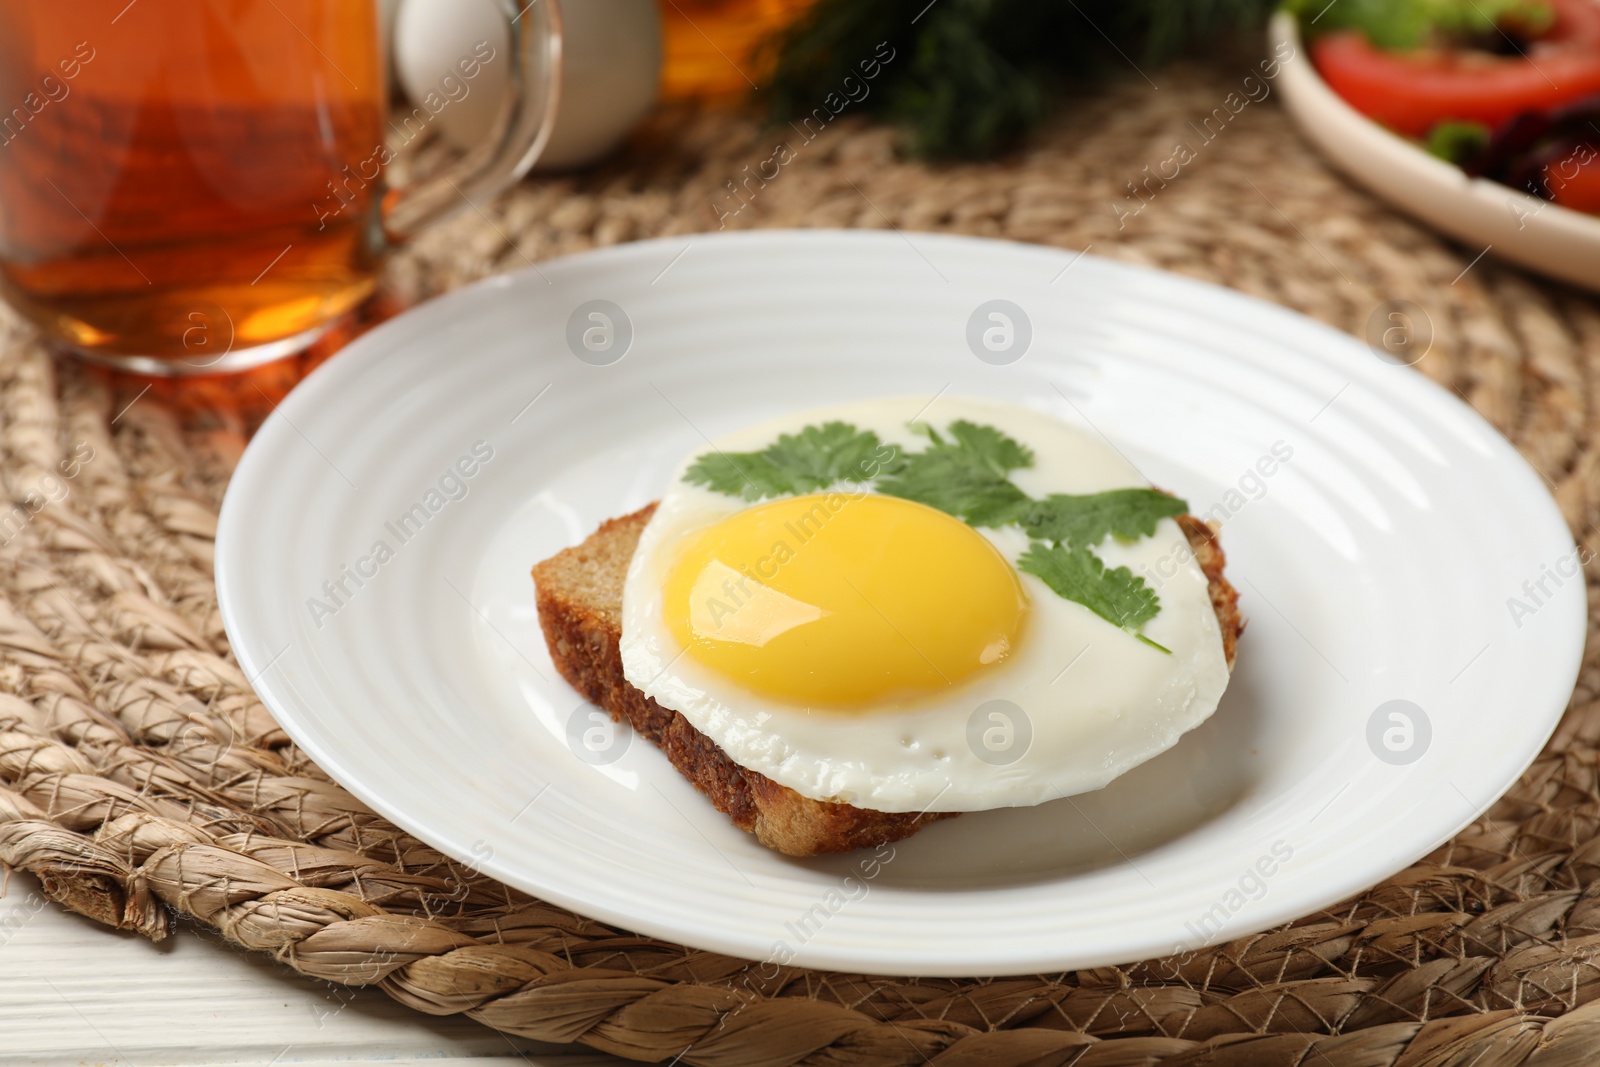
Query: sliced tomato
1312 0 1600 137
1547 146 1600 211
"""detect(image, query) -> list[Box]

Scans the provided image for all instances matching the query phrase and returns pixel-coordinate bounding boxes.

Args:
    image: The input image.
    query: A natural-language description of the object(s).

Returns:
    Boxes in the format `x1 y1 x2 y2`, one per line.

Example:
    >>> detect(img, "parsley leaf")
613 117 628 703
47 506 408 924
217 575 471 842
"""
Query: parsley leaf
876 419 1034 526
681 451 787 500
1018 489 1188 550
944 420 1035 473
683 421 886 501
1016 541 1170 652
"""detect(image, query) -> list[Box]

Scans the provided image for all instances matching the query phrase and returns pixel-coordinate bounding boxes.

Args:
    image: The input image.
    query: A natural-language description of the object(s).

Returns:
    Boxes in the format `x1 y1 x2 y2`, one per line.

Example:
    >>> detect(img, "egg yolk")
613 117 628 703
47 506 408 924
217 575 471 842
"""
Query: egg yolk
662 492 1027 710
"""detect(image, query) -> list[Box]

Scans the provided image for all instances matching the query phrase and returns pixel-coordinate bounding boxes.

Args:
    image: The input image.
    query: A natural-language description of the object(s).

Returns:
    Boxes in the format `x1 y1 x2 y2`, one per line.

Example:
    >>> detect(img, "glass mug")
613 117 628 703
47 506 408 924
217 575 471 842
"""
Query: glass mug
0 0 561 374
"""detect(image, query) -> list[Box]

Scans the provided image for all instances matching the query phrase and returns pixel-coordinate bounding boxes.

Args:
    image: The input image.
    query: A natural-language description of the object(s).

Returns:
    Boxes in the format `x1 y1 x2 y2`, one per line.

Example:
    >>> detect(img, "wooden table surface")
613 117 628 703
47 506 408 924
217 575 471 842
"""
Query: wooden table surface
1 872 625 1066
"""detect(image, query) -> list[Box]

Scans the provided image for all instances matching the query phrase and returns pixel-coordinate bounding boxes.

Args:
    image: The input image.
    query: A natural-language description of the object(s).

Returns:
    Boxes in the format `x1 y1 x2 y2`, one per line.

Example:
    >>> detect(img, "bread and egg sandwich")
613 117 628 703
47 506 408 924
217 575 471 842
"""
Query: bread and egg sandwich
533 397 1242 857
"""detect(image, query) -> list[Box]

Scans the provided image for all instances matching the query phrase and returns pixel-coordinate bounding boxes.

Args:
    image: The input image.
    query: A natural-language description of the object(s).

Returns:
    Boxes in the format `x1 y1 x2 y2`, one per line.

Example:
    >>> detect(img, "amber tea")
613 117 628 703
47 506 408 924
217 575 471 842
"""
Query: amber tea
0 0 561 372
0 2 386 367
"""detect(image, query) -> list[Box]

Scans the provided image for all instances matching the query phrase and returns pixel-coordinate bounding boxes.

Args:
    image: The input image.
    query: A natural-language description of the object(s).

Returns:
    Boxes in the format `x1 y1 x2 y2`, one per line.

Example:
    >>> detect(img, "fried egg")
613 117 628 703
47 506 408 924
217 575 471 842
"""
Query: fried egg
619 396 1230 812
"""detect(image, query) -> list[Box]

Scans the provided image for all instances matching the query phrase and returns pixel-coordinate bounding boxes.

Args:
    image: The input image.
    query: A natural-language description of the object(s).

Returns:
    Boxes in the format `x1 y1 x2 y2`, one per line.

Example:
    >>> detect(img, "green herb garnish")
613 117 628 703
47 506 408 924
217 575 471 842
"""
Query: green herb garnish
876 420 1033 526
684 421 886 501
1017 542 1171 653
683 418 1186 652
1016 489 1189 550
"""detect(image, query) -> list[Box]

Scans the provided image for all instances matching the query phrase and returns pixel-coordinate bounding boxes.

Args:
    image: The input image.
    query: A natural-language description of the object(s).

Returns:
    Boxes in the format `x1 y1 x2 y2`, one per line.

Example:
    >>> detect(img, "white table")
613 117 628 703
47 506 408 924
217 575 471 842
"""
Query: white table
1 872 626 1065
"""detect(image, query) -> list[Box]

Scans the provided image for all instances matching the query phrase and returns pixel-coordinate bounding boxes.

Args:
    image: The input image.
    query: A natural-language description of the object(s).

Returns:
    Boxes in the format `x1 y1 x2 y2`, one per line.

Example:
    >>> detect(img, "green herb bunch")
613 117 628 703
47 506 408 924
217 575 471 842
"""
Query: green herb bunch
763 0 1277 158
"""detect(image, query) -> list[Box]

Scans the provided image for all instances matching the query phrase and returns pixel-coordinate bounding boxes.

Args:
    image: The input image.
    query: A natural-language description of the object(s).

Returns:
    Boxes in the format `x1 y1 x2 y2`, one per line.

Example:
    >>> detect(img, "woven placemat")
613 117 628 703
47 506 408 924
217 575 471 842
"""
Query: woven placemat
5 60 1600 1065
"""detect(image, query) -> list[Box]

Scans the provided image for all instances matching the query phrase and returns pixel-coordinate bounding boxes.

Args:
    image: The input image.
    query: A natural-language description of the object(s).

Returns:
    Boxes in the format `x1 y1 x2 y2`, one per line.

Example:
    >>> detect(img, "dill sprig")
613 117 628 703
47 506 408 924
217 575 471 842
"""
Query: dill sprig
761 0 1277 159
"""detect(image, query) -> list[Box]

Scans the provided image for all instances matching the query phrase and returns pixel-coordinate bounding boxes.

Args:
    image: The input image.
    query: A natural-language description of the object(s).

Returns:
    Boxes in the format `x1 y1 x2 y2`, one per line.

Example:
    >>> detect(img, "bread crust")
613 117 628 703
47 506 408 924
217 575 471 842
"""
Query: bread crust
532 503 1244 856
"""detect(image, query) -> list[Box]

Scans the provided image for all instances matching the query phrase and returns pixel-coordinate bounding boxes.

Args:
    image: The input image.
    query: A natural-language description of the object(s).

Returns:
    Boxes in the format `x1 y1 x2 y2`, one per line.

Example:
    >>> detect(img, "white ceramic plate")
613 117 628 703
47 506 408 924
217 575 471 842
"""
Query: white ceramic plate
217 230 1585 977
1273 11 1600 294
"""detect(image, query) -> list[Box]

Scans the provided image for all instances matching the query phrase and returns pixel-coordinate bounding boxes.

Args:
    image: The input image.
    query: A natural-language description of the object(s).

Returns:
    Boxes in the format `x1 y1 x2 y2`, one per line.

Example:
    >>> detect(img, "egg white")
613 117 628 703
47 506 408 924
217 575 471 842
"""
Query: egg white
618 396 1230 813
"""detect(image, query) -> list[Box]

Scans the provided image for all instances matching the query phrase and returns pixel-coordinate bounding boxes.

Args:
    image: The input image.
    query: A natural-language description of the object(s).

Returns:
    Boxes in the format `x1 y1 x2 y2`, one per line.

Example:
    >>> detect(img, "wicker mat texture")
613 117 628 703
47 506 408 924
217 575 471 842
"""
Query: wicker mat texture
5 60 1600 1066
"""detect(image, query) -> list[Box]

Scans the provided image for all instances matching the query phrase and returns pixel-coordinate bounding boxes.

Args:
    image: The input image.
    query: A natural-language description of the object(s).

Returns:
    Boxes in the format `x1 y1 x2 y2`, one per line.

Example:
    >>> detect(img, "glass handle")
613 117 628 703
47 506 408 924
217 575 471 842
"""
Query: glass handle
382 0 563 243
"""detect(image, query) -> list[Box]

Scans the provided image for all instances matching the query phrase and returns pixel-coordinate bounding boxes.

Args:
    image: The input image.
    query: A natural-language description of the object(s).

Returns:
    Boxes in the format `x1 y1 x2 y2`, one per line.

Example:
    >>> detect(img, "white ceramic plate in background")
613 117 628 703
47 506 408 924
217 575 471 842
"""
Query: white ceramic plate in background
1273 11 1600 294
216 230 1585 977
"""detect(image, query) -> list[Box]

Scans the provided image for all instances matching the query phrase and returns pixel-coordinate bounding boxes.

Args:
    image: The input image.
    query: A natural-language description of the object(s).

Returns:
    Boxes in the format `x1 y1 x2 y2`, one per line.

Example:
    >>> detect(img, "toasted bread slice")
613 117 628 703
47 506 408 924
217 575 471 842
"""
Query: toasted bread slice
533 504 1243 856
